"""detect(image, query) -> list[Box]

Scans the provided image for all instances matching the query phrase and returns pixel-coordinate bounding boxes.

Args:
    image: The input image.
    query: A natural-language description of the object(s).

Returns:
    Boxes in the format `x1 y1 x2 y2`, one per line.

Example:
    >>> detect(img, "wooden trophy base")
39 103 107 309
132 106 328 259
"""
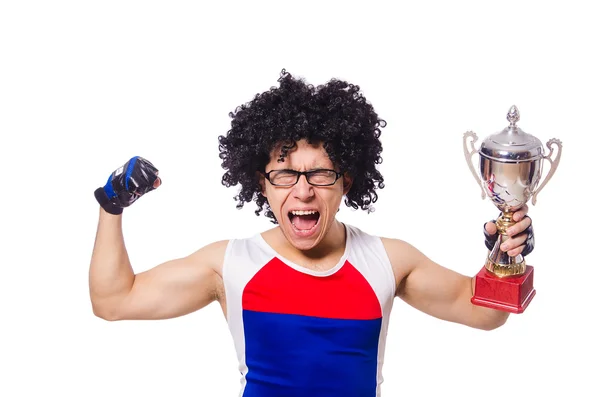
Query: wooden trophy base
471 265 536 313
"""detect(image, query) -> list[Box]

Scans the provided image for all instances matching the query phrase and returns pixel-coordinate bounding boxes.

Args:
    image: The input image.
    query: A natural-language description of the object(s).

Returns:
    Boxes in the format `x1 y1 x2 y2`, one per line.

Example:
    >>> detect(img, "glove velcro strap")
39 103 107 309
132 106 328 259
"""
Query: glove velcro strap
94 187 123 215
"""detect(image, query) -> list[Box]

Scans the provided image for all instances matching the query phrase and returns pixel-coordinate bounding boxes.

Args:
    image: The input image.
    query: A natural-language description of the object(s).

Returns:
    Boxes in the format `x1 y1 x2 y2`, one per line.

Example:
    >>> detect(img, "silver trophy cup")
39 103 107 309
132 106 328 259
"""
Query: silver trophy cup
463 106 562 278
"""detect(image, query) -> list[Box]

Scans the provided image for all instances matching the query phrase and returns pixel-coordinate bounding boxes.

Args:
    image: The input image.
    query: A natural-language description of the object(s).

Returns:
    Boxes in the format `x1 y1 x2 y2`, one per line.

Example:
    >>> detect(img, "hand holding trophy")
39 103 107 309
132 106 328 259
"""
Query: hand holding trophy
463 106 562 313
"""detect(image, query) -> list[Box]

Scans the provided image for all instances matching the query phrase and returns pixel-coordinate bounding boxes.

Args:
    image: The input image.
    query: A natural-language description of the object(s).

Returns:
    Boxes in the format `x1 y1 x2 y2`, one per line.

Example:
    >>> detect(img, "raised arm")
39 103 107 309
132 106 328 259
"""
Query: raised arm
88 156 227 321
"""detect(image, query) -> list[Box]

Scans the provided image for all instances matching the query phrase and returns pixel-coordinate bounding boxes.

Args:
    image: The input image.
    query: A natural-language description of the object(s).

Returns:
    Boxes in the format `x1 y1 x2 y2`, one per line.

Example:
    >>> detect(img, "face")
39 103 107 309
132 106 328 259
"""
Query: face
260 139 352 251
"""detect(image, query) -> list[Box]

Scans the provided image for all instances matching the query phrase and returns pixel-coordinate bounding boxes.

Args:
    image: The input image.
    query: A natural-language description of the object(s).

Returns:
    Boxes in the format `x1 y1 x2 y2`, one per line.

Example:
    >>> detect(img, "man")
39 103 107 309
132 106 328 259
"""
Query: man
89 70 534 397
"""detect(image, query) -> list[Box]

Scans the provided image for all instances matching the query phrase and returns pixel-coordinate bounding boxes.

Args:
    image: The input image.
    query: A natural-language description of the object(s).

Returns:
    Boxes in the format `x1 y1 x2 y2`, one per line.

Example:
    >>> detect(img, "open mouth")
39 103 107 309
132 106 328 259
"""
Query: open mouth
288 210 321 232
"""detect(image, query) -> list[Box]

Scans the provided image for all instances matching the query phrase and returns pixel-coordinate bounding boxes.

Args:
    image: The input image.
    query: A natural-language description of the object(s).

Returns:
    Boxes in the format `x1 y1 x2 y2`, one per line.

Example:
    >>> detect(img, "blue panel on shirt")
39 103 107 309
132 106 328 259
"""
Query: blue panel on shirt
242 309 382 397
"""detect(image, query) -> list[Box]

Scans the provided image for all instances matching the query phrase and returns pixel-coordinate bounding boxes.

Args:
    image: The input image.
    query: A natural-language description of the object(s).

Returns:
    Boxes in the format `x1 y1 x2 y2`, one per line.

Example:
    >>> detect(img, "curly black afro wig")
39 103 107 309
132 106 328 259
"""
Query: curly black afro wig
218 69 386 223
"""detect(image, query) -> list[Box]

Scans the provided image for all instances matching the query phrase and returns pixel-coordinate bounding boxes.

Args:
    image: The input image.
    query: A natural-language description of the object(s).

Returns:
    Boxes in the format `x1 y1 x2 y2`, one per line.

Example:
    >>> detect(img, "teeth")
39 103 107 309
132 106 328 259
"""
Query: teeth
291 210 318 216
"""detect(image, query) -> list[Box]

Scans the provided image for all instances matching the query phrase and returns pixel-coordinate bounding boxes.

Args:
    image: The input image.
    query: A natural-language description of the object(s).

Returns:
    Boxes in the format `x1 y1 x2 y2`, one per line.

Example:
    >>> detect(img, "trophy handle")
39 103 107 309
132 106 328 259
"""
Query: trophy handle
531 138 563 205
463 131 486 199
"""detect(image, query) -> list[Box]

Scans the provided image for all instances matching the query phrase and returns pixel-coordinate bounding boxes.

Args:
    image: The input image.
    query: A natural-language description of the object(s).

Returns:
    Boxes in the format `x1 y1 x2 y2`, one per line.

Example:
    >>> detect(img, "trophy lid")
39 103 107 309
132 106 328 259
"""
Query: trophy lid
480 106 544 163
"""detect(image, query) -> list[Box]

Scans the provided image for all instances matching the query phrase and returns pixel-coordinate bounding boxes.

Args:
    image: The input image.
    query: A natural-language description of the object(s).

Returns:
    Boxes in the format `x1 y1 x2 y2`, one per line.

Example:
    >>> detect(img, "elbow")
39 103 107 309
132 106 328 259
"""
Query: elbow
478 313 509 331
468 301 510 331
91 300 122 321
480 321 505 331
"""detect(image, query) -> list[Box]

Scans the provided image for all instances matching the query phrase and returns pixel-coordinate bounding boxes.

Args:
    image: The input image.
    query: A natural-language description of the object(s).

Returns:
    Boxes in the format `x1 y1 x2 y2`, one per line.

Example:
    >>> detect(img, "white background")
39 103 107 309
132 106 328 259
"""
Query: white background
1 1 597 396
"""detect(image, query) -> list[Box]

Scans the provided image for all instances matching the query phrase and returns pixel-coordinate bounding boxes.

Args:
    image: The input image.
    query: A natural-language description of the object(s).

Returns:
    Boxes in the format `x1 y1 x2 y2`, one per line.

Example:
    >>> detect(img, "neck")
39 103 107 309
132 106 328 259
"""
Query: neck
270 220 347 264
303 220 346 260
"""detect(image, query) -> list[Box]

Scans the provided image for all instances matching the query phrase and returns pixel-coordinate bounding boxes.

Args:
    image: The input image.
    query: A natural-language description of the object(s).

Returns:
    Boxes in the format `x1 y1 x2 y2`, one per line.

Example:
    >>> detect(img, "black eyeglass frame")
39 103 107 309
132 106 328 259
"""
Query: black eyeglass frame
262 169 344 187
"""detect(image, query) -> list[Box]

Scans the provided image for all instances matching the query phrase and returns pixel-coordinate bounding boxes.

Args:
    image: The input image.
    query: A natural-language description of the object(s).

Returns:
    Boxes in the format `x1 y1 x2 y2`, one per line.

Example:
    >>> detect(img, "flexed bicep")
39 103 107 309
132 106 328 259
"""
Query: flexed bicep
106 240 228 321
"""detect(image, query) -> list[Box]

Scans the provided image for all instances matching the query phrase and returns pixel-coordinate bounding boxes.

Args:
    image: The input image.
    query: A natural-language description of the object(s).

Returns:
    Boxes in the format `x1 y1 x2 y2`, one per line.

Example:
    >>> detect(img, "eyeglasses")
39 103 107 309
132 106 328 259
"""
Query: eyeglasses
263 169 343 187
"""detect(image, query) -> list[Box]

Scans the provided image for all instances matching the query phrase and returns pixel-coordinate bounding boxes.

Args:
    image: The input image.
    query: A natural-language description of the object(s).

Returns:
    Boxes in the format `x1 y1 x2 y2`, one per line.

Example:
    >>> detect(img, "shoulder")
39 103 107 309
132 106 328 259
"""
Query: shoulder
344 223 379 242
345 224 415 261
187 239 231 277
345 225 423 291
207 231 272 277
380 237 425 266
345 224 416 258
191 230 265 268
379 237 428 286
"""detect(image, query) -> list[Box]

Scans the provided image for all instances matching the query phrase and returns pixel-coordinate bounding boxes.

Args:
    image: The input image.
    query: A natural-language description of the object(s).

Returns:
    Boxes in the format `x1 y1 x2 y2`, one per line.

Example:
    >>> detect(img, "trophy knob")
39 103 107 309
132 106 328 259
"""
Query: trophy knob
507 105 520 126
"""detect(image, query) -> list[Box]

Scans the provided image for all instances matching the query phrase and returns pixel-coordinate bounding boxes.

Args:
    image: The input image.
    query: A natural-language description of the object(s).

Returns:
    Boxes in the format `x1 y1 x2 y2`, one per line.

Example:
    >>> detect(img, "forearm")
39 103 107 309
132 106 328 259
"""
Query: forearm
89 207 135 319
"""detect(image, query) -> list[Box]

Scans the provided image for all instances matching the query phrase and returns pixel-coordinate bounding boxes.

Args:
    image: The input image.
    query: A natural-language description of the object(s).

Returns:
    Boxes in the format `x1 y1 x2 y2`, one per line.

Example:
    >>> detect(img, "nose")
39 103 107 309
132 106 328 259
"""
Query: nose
292 174 314 201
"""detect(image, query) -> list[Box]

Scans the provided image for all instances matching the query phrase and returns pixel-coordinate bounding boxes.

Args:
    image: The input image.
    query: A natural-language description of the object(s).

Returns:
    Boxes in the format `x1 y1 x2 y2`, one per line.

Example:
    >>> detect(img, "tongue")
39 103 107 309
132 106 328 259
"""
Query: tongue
291 214 319 230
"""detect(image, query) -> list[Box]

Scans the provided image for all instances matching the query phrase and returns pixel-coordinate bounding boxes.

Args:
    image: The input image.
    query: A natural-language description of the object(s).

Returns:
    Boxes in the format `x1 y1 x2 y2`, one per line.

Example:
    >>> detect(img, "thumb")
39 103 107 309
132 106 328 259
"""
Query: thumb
484 221 497 235
153 173 162 189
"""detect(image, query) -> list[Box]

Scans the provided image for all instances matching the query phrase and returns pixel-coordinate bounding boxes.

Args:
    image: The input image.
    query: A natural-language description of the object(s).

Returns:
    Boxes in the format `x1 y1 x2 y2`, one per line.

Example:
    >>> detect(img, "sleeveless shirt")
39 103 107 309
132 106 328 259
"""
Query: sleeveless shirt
222 224 396 397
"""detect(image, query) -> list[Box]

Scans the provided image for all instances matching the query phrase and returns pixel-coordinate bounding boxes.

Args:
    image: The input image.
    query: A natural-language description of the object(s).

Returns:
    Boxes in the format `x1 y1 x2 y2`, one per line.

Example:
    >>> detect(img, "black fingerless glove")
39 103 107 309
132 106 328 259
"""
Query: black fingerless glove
521 221 535 257
95 156 160 215
483 216 535 257
483 222 498 251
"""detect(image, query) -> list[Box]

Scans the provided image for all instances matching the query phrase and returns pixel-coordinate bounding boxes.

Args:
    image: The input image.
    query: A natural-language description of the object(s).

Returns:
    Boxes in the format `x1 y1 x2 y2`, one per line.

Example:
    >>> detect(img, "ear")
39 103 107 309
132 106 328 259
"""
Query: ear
342 173 353 195
256 171 266 194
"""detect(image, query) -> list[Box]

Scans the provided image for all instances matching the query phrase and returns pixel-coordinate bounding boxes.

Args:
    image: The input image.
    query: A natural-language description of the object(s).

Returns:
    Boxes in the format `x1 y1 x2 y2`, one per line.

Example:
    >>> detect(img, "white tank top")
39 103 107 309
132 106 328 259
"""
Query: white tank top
222 223 396 397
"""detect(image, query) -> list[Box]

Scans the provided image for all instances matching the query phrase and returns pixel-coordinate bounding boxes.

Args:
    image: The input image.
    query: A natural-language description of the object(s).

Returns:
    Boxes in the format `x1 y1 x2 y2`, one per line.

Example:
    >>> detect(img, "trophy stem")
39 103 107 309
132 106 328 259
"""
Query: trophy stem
495 211 515 234
485 210 527 277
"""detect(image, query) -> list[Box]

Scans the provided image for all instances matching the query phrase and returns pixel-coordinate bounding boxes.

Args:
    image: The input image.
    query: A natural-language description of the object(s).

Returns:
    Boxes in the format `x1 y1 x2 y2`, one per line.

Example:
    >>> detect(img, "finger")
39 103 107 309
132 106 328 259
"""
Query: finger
513 204 529 222
507 245 524 257
139 156 158 170
501 233 527 252
153 176 162 189
507 216 532 236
